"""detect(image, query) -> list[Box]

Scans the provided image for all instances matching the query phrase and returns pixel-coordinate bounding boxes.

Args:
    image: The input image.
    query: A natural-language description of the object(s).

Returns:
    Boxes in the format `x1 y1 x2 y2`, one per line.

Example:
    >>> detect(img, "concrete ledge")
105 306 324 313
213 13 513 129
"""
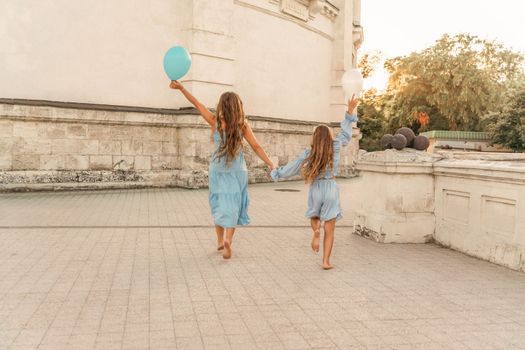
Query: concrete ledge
357 162 435 175
433 159 525 185
0 169 210 190
354 149 525 272
1 181 154 192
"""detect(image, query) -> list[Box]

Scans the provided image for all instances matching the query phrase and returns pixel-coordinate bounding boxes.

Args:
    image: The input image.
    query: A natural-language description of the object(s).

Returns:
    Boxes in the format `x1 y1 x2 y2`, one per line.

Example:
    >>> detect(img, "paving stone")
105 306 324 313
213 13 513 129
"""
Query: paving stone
0 181 524 349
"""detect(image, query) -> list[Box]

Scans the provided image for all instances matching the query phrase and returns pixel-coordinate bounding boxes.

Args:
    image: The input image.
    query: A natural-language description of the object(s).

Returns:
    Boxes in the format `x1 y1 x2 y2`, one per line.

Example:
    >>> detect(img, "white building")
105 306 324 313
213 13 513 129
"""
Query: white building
0 0 363 189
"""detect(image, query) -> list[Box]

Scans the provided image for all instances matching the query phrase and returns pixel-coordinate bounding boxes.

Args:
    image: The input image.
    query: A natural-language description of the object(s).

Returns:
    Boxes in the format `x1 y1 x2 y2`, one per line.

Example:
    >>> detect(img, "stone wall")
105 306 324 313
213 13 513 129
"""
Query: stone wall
353 149 525 272
352 150 440 243
434 153 525 272
0 100 360 191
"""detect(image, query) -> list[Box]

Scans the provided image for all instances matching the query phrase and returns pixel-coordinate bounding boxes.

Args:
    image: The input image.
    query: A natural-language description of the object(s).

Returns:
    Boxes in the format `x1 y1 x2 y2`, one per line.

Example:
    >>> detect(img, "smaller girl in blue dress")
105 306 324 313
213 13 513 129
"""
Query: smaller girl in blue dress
170 81 275 259
271 96 359 270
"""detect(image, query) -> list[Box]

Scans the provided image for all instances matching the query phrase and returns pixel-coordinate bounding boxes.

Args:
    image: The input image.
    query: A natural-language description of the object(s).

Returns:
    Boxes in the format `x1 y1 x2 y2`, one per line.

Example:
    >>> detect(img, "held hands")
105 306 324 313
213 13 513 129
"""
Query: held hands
347 94 359 115
169 80 184 90
266 163 276 180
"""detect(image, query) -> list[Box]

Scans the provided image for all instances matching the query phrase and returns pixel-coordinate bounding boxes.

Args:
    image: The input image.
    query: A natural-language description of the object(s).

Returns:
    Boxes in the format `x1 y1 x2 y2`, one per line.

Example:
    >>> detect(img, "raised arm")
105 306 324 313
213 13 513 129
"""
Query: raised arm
334 95 359 148
270 149 310 182
242 123 275 169
169 80 215 126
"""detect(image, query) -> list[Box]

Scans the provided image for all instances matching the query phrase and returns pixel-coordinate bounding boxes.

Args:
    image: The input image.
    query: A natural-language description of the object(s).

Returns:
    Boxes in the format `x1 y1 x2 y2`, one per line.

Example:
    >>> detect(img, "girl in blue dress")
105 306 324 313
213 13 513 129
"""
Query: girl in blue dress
271 96 359 269
170 81 275 259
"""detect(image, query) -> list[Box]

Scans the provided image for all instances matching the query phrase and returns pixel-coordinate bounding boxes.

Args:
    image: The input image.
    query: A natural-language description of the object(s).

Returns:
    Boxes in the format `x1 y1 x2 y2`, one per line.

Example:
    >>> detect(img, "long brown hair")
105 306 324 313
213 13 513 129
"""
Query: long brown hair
301 125 334 183
214 92 246 164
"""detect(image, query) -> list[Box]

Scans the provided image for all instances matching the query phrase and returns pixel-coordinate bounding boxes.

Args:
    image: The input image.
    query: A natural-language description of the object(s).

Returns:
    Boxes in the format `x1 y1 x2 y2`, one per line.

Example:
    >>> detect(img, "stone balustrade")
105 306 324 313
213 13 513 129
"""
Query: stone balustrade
353 149 525 272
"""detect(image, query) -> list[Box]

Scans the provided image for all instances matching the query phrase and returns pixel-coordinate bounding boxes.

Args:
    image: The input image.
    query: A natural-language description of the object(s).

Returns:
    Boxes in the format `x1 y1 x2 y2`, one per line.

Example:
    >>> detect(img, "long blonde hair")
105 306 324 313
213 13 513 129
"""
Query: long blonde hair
214 92 246 164
301 125 334 183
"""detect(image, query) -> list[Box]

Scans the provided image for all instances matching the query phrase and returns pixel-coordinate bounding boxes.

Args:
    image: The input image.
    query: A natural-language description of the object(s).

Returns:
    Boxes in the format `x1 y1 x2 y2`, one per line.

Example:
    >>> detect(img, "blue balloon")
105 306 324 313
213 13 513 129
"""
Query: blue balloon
163 46 191 80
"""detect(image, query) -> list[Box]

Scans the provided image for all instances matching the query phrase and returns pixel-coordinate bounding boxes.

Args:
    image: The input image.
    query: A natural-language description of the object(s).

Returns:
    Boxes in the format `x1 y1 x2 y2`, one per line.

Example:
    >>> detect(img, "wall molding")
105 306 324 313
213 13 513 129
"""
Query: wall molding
234 0 334 41
190 52 235 62
0 99 361 137
0 98 352 128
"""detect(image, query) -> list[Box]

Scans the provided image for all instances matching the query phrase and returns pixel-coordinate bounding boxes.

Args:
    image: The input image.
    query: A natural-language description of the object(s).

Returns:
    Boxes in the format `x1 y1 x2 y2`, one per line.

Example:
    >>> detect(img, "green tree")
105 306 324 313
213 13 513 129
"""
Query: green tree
357 88 387 151
486 84 525 152
383 34 524 132
357 51 382 79
356 52 387 151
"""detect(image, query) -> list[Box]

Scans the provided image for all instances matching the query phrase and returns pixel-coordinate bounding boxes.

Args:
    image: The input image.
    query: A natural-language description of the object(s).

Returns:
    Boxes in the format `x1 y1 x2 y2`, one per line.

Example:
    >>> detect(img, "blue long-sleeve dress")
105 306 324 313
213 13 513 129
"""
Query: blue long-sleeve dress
270 112 357 221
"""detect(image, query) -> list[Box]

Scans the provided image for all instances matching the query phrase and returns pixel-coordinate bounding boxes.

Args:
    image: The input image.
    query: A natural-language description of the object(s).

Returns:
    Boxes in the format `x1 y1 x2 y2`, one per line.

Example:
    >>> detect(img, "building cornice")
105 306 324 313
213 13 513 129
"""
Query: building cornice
235 0 334 40
0 98 359 131
268 0 339 22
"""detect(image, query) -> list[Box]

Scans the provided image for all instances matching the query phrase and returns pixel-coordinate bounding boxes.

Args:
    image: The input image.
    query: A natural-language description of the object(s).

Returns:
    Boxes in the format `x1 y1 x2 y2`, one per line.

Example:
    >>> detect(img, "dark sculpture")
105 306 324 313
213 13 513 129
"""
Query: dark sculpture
380 134 394 150
391 134 407 150
413 135 430 150
379 126 430 152
395 127 415 147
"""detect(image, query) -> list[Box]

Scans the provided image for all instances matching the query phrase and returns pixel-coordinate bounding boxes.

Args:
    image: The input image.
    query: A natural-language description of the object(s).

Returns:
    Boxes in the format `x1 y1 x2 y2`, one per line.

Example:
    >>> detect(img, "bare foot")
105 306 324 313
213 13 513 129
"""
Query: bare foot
222 241 232 259
217 243 224 251
322 263 333 270
311 230 320 253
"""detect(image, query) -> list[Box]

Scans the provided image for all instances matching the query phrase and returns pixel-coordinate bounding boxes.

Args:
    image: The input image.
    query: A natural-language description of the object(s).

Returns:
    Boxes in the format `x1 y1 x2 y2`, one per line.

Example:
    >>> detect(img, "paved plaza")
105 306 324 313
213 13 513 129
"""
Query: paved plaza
1 180 525 350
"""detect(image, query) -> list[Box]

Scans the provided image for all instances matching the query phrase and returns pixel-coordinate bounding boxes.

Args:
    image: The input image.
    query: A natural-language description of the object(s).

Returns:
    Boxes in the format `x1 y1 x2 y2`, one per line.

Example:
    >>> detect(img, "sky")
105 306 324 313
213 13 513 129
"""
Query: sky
360 0 525 90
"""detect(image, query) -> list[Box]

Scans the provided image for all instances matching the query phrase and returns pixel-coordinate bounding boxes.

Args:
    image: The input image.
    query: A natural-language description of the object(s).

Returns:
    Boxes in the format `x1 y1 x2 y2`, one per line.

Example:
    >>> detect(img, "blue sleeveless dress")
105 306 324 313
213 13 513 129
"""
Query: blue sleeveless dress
208 129 250 228
271 112 357 221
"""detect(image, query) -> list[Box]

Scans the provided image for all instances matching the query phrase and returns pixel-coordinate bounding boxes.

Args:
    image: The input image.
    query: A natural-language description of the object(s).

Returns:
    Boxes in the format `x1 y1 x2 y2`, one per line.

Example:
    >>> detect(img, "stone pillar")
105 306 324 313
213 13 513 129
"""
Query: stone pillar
352 0 364 67
352 149 442 243
178 0 236 108
330 0 362 121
